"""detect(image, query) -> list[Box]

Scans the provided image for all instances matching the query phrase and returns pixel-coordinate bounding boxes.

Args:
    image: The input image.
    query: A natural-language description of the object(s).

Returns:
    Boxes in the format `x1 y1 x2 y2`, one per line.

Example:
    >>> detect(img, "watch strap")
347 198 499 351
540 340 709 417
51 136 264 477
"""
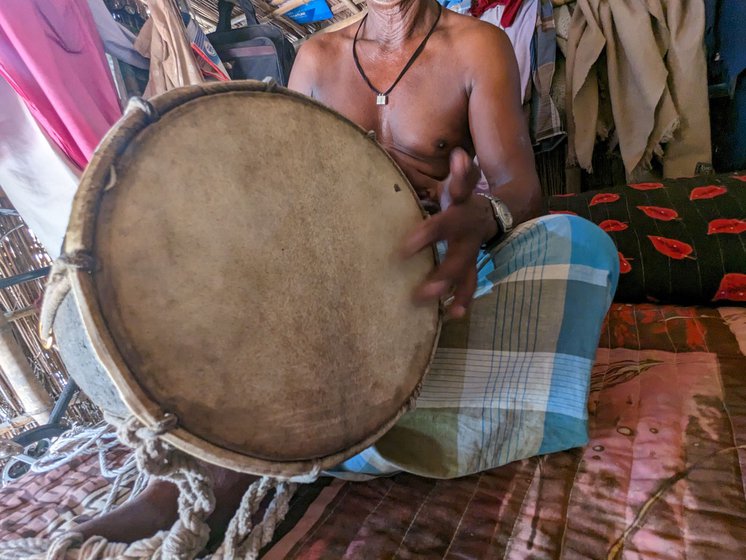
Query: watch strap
475 192 511 250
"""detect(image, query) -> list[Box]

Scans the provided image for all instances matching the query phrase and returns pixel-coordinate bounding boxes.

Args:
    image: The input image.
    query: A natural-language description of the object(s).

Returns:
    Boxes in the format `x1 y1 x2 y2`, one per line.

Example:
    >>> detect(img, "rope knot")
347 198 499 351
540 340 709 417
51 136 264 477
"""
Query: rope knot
47 531 84 560
407 382 423 412
39 250 95 348
145 412 178 437
115 415 214 557
262 77 278 92
289 463 321 484
126 97 159 122
58 250 95 272
119 413 177 447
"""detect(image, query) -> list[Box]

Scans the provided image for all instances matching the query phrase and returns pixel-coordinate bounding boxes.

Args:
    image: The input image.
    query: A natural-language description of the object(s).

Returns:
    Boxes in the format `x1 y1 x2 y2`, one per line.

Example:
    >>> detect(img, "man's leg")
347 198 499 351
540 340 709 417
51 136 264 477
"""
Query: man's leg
55 295 261 544
72 215 619 537
76 463 256 544
363 214 619 478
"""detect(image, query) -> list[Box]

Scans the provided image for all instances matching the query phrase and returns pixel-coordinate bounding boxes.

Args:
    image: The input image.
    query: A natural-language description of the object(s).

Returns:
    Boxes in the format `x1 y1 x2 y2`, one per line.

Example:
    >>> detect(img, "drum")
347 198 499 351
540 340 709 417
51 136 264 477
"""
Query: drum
48 81 441 477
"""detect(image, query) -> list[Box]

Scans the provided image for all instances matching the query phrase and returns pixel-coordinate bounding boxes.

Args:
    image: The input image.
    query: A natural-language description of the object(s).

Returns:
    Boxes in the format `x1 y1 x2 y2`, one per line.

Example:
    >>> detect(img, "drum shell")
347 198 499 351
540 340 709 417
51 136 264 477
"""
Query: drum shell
54 81 441 476
54 291 129 425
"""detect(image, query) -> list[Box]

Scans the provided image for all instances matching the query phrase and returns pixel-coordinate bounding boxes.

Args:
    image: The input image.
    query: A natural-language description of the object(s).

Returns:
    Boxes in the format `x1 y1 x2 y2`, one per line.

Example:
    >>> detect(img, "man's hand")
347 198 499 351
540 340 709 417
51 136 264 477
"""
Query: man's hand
401 148 498 320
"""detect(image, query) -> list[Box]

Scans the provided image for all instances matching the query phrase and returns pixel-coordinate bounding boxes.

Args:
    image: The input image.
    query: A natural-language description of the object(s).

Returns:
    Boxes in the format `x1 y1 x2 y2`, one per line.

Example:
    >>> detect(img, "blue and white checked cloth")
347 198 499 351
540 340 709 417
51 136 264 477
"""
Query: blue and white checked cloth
327 214 619 480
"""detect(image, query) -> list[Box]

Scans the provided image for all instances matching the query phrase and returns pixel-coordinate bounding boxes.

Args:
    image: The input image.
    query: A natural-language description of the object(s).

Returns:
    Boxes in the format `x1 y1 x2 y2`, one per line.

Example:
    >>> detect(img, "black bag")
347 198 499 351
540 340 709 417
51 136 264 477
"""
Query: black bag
207 0 296 85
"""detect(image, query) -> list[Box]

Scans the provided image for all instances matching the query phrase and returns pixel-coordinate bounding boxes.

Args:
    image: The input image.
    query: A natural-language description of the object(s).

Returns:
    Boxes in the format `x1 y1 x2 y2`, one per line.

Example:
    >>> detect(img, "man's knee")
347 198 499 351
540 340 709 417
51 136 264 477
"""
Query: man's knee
490 214 619 299
538 213 620 299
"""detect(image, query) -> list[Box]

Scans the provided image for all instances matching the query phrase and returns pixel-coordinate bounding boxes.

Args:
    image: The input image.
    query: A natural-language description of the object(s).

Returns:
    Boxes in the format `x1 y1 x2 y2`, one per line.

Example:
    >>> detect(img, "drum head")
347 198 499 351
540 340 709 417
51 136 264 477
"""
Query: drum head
67 83 440 475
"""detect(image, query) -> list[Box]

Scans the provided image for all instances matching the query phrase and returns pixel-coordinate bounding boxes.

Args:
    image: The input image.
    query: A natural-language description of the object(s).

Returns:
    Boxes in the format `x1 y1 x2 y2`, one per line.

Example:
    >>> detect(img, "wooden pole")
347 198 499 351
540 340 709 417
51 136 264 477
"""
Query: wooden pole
338 0 361 14
4 306 37 323
317 9 366 34
293 10 367 46
0 315 51 424
230 0 310 37
0 413 35 439
269 0 307 18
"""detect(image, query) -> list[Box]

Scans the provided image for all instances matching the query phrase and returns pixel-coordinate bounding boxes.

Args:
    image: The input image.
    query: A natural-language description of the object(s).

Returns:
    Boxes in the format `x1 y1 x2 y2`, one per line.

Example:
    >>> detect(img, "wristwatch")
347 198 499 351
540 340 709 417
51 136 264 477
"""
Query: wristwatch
475 192 514 249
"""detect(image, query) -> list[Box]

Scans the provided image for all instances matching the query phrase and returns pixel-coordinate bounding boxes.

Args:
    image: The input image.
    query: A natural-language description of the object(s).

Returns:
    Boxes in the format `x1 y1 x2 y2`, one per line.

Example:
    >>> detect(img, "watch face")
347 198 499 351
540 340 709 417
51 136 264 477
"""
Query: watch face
495 201 513 230
476 193 514 233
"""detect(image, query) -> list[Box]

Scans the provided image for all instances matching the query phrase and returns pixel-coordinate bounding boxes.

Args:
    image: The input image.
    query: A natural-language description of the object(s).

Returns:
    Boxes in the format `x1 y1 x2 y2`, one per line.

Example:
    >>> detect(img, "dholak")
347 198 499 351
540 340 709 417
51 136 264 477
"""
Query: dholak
45 81 441 478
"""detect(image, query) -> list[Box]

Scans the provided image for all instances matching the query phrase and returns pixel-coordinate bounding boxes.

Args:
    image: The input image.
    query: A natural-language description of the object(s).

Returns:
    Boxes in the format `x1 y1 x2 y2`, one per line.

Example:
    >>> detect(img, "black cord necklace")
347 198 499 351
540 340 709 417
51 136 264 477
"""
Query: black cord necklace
352 2 443 106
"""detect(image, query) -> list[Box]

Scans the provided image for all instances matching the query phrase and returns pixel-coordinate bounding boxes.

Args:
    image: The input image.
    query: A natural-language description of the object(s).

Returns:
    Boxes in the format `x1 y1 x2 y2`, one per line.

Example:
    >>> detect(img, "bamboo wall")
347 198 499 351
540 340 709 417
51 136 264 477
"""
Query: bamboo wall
0 193 101 441
161 0 367 39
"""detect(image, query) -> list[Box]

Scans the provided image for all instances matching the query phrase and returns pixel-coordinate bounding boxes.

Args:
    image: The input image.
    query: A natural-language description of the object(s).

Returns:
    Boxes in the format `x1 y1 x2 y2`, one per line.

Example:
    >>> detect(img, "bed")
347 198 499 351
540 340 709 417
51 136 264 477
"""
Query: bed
2 174 745 559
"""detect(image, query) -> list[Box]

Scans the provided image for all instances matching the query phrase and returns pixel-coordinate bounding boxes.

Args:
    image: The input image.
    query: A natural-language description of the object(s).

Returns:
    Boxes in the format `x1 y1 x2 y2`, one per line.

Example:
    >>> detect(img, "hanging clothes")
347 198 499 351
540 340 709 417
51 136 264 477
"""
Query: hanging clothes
566 0 711 178
0 0 122 171
0 78 79 257
87 0 149 70
475 0 534 195
87 0 149 105
135 0 204 98
480 0 539 103
471 0 525 27
660 0 713 177
529 0 564 151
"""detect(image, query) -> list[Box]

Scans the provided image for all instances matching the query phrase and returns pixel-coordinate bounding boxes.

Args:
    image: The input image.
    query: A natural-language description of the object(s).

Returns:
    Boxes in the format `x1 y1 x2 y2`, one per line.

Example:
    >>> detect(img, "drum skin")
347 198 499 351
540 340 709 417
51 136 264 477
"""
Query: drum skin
58 82 441 476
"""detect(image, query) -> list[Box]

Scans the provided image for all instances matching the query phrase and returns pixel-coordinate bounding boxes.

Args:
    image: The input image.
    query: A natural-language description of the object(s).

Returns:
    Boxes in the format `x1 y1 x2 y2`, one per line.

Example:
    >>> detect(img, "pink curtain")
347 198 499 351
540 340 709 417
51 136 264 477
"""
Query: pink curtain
0 0 121 170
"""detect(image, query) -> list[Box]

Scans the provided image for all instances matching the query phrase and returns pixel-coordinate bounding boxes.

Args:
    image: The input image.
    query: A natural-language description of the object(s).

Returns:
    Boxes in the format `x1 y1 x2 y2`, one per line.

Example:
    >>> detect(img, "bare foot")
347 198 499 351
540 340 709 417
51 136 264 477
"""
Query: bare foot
76 462 256 545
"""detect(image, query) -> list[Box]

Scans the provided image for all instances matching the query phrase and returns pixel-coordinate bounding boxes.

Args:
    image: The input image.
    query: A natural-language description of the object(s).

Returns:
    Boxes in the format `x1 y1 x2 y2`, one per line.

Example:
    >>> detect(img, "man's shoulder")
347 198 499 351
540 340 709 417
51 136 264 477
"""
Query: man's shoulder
439 9 516 83
296 27 351 62
441 9 510 50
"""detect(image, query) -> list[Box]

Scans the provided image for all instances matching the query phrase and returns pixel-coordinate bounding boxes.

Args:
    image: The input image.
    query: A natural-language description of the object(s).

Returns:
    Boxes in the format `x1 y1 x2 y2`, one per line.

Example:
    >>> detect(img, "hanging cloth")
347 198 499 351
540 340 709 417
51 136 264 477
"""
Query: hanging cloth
471 0 525 27
529 0 564 151
566 0 711 178
0 78 79 257
659 0 712 177
135 0 204 98
0 0 122 170
87 0 149 70
480 0 539 103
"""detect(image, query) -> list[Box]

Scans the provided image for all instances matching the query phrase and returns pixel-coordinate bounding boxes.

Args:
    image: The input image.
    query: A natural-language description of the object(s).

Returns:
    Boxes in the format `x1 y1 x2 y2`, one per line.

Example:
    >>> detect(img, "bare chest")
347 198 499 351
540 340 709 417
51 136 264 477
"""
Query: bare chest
311 47 471 179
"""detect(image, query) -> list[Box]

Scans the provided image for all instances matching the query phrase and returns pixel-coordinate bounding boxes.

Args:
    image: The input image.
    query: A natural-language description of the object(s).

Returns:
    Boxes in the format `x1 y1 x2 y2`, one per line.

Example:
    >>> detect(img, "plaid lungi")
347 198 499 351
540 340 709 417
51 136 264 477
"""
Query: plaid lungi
327 214 619 480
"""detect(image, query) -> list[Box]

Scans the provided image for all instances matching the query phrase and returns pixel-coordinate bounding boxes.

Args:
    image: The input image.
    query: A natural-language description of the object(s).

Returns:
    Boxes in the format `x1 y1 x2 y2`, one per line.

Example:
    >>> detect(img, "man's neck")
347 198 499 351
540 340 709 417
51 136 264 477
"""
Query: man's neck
363 0 439 50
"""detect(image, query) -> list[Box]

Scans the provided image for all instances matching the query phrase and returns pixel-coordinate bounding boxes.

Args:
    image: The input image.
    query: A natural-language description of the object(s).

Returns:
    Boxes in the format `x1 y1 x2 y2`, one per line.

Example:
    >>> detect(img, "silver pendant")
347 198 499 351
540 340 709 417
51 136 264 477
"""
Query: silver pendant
376 94 388 106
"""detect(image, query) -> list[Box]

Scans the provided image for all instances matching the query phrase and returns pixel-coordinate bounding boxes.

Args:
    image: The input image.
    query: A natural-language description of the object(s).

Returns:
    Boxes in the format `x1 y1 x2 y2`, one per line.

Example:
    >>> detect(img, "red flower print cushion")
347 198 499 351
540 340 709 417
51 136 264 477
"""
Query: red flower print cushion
547 173 746 304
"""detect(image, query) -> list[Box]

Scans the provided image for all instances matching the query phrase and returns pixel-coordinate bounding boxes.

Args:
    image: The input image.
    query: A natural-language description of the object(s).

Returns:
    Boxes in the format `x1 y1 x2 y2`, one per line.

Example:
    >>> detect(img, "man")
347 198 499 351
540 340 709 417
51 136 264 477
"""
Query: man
291 0 542 320
76 0 618 545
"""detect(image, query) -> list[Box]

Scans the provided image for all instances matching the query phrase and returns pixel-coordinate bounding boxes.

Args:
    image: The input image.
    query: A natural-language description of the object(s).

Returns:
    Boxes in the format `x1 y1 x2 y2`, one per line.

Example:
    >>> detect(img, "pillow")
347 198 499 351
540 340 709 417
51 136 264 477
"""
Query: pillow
547 173 746 305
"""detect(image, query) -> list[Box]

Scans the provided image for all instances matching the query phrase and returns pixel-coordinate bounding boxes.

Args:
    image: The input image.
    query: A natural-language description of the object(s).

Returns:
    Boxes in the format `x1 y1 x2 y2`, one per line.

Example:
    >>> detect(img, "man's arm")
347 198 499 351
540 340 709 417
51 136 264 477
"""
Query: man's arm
403 24 543 317
288 40 322 97
467 25 543 224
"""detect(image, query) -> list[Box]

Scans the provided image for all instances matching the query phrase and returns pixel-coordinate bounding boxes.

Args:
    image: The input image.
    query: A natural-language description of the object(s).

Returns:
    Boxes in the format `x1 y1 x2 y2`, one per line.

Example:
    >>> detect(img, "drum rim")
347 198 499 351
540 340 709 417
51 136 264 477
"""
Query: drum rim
63 80 442 476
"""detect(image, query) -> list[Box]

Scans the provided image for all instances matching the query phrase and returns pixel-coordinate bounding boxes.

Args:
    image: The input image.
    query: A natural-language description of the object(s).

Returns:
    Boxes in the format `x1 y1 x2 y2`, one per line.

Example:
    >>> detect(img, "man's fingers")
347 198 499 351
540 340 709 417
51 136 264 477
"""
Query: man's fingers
400 215 444 258
414 279 451 301
447 266 477 320
413 244 477 303
444 148 479 205
402 192 483 317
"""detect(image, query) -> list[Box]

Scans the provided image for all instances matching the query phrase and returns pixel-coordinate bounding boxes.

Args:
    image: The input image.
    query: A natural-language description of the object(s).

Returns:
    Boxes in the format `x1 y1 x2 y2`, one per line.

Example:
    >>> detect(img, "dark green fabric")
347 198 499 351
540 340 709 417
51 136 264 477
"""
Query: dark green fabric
547 173 746 305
